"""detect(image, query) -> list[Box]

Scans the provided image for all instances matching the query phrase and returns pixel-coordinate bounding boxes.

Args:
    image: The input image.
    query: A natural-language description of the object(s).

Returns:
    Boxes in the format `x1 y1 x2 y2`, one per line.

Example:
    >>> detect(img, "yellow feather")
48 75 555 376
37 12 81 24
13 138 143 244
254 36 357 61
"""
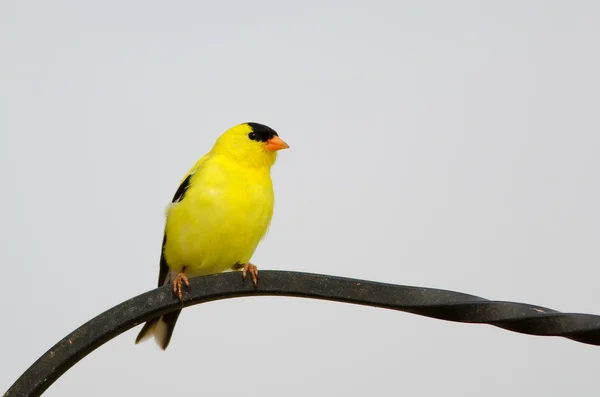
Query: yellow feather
136 122 287 349
164 123 279 277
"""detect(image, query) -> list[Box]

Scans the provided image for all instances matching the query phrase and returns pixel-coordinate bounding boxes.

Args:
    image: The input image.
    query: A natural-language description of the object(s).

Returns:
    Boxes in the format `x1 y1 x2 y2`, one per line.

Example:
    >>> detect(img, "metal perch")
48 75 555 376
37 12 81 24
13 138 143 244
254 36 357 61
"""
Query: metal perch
4 270 600 397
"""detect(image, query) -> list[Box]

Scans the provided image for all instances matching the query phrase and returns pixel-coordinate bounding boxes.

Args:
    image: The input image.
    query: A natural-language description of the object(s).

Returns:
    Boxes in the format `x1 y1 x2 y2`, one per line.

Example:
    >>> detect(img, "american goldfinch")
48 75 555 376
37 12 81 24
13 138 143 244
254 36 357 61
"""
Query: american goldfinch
135 122 289 350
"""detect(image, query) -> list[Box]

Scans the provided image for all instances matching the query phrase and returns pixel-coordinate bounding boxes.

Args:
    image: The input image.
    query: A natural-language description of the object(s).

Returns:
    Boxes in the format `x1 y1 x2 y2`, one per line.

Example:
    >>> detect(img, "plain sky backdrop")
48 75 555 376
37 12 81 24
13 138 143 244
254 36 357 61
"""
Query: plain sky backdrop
1 1 599 396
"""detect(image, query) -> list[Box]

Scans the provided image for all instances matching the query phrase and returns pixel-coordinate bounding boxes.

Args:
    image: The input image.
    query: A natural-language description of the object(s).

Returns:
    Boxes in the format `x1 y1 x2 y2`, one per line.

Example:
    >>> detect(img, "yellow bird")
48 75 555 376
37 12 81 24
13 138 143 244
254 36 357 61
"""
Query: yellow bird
135 122 289 349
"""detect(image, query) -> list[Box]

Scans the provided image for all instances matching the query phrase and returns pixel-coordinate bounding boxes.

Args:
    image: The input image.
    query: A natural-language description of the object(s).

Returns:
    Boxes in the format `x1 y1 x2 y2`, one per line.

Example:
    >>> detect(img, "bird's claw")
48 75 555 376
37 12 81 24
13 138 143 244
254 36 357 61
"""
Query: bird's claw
242 263 259 286
173 272 190 302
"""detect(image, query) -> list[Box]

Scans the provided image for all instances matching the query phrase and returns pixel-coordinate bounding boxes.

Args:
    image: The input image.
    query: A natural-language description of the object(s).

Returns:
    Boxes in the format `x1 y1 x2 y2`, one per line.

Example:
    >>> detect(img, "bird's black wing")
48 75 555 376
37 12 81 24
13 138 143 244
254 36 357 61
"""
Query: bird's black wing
157 173 194 287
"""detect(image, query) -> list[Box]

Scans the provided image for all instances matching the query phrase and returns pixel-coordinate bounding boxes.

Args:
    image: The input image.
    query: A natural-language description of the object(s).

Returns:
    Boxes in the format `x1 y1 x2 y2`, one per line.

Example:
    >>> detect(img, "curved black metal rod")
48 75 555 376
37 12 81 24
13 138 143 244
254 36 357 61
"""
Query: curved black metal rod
4 270 600 397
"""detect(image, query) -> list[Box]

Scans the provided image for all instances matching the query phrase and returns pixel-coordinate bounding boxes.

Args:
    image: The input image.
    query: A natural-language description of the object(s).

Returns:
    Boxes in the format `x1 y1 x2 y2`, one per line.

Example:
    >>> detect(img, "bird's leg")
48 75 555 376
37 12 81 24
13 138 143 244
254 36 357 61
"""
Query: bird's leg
241 262 259 286
172 267 190 302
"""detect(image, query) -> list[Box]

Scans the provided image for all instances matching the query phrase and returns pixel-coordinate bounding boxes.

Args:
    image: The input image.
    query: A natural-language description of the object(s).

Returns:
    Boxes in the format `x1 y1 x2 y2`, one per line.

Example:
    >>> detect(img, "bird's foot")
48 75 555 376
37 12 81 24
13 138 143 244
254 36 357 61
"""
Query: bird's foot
172 272 190 302
241 263 259 286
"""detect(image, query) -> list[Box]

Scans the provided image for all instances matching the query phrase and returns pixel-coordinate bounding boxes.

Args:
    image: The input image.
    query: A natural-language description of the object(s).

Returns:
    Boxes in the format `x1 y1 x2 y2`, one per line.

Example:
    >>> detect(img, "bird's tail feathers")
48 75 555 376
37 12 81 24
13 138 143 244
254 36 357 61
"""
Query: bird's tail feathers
135 310 182 350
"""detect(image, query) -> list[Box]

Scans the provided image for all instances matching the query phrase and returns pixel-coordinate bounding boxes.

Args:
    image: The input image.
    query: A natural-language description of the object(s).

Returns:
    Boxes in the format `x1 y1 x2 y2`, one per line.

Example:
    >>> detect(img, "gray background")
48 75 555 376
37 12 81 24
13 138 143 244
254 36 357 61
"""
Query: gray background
1 1 599 396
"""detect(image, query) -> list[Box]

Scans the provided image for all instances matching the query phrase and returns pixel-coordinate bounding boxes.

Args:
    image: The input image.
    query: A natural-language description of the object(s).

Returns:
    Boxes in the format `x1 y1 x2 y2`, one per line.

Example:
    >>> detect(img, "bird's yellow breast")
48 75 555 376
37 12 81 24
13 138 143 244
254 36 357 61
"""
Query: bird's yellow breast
163 154 274 277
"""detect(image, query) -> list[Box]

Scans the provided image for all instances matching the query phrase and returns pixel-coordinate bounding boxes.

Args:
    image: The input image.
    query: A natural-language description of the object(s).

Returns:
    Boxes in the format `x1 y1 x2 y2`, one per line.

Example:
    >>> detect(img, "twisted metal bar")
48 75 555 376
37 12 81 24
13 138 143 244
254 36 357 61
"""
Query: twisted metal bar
4 270 600 397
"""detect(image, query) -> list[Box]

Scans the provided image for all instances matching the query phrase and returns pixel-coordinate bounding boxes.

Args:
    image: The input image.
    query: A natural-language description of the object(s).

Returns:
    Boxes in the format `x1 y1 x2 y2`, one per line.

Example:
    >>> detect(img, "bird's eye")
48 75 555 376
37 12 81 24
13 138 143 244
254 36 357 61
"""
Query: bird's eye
248 132 257 140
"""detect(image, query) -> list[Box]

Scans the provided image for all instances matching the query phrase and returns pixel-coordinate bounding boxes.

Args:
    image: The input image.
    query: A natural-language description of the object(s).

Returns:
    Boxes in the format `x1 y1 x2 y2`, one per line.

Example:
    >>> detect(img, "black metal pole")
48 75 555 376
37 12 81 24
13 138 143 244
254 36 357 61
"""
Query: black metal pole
4 270 600 397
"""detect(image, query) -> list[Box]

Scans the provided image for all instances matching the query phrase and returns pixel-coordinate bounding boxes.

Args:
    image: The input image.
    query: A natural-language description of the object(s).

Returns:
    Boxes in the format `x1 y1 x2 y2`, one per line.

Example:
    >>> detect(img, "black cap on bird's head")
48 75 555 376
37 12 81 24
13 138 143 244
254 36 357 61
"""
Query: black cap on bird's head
246 122 277 142
246 122 289 151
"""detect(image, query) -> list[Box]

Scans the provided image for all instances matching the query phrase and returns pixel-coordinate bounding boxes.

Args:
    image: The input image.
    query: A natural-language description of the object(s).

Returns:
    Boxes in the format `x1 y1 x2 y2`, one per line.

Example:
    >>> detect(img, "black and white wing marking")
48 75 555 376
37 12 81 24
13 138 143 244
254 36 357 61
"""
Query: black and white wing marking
171 173 193 204
157 172 194 287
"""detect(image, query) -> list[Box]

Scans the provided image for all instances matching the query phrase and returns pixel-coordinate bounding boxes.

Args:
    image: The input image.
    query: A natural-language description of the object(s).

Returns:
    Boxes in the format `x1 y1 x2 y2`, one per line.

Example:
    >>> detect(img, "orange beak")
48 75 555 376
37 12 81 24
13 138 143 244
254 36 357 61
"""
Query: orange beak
265 135 290 152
